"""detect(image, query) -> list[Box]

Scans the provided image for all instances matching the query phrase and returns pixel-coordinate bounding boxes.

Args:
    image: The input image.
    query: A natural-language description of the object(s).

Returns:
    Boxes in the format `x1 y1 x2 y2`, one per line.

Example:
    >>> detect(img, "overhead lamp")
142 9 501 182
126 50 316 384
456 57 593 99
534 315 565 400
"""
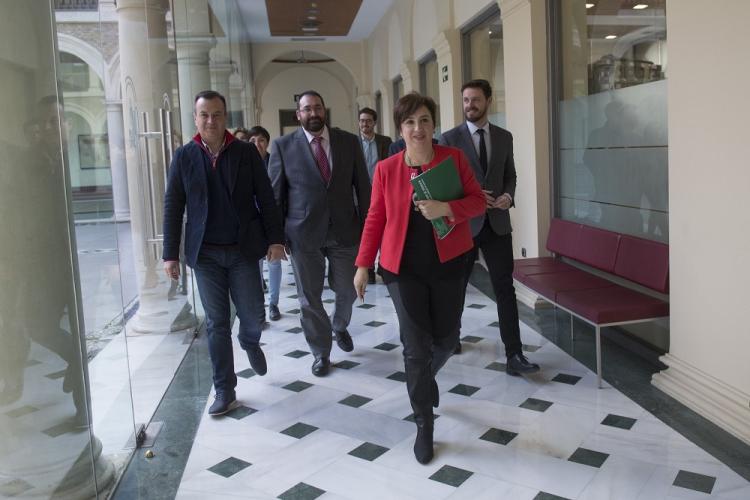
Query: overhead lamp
633 4 648 9
605 35 617 39
585 3 595 8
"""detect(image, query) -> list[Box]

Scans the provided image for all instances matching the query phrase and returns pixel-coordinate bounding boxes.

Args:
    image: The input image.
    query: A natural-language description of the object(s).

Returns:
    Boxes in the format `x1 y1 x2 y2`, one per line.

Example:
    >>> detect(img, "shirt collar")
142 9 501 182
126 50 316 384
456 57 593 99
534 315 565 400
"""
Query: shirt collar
302 125 330 145
466 120 489 136
193 130 234 153
360 133 375 144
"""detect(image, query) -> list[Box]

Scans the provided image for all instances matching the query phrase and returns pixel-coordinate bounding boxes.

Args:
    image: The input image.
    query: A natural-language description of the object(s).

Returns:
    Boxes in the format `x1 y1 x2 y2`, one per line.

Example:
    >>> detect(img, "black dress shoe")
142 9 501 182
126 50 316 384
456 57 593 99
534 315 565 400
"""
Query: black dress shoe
247 345 267 376
453 342 462 354
506 353 540 376
334 329 354 352
312 356 331 377
268 304 281 321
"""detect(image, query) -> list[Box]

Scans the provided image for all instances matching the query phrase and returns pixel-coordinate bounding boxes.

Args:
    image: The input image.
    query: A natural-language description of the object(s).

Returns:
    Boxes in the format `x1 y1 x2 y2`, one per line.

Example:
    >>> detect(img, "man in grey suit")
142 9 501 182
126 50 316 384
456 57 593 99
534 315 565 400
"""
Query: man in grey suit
440 79 539 376
269 90 371 376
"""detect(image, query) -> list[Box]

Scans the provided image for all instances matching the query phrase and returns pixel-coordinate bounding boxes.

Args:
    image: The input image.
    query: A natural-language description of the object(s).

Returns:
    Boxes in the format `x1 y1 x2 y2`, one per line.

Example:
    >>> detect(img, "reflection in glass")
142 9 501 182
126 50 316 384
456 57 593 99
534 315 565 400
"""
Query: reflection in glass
557 0 668 242
464 9 505 128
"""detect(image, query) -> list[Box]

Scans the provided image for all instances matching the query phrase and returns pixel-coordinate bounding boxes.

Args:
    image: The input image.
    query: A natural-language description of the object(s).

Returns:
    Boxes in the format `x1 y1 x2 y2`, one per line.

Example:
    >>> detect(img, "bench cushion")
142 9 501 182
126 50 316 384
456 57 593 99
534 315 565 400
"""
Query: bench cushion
575 224 621 273
513 258 574 283
614 235 670 294
522 270 615 301
556 286 669 324
546 218 582 258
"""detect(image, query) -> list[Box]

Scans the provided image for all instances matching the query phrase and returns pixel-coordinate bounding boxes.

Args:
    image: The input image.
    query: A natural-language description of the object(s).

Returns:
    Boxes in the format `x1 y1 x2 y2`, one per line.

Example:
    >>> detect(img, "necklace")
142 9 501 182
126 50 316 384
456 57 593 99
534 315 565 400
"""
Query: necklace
404 149 434 167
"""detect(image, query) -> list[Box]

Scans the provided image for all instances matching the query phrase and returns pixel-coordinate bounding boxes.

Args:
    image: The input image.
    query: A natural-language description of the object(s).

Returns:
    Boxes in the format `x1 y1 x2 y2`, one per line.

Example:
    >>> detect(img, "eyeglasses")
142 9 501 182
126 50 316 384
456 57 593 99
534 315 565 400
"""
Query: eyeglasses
299 105 324 114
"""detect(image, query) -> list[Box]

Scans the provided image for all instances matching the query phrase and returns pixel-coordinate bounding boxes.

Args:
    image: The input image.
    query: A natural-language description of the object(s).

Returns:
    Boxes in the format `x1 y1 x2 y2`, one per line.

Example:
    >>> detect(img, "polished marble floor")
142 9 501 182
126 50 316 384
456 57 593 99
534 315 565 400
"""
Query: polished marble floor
169 262 750 500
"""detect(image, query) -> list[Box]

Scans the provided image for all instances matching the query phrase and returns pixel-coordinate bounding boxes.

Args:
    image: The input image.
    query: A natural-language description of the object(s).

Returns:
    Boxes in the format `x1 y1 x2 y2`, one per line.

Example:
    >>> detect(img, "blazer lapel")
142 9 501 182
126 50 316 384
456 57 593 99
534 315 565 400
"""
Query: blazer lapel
488 125 503 178
295 128 325 186
227 147 239 195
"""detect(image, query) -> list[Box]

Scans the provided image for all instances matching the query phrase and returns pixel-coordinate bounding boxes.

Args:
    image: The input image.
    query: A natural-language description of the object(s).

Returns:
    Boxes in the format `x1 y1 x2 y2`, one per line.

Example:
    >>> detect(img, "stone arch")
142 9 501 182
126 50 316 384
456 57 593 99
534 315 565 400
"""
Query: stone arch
252 45 363 93
57 33 121 101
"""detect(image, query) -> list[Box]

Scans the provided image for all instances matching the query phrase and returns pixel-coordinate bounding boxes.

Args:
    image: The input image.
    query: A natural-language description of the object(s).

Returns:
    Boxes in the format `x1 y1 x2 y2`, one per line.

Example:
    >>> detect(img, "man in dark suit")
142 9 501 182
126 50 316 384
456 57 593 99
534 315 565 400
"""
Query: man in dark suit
269 90 371 376
440 79 539 376
163 90 285 416
358 107 392 283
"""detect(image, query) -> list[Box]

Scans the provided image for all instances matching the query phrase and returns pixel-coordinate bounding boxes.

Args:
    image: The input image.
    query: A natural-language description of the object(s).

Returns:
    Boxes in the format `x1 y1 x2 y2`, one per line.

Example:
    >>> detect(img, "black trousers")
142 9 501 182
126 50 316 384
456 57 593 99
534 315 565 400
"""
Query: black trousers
387 273 463 422
461 220 522 357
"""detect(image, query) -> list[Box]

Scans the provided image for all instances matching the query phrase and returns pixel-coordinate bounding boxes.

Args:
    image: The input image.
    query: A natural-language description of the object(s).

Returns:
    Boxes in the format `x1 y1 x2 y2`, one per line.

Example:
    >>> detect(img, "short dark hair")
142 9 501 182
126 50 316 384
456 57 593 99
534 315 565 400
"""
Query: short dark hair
359 107 377 123
248 125 270 142
296 90 326 110
194 90 227 111
393 92 436 132
233 127 250 137
461 79 492 99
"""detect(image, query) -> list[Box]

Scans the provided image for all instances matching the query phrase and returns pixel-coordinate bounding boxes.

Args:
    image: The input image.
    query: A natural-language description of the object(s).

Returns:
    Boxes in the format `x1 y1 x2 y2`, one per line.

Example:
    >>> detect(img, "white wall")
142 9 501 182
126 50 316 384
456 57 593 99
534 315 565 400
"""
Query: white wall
259 66 357 141
652 0 750 445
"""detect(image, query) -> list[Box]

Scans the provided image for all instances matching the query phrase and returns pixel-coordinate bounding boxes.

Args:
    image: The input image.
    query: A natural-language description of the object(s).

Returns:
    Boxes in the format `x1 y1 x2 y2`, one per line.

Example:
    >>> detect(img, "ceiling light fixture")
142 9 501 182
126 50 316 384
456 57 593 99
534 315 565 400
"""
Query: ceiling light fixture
633 4 648 9
586 3 595 8
605 35 617 39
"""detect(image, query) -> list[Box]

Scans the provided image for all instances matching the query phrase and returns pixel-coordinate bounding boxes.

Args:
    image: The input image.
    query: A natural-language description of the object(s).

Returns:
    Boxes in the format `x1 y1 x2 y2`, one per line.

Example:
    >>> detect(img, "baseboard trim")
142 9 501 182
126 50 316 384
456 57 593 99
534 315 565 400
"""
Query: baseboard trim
652 353 750 446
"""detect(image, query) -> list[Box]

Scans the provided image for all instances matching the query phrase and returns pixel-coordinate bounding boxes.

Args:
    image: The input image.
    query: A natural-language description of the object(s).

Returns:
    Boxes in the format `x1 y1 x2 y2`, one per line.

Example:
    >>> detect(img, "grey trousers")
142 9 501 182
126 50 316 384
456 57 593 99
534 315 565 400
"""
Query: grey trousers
290 237 358 358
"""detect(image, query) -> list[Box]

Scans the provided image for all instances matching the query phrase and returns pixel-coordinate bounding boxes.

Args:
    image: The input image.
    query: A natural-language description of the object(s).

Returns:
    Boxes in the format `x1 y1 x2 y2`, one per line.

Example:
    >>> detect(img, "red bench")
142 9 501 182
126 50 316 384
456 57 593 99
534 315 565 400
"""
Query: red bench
513 218 669 388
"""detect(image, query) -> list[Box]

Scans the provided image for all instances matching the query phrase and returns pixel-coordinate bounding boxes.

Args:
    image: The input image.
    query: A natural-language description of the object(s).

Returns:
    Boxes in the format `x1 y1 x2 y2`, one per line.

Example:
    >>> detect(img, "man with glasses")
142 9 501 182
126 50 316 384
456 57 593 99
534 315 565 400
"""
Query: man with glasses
269 90 371 377
357 107 391 284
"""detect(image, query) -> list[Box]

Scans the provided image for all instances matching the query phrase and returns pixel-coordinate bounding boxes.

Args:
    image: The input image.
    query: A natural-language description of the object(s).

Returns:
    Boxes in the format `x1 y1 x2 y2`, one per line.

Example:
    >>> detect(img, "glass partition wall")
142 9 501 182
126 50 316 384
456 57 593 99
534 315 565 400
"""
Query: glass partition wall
0 0 210 496
462 5 506 128
553 0 668 242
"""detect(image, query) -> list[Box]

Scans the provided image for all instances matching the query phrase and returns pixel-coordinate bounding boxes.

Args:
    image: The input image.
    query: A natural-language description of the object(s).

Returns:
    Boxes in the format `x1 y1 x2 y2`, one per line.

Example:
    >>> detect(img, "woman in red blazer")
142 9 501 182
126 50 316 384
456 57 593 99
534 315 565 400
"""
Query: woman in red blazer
354 92 484 464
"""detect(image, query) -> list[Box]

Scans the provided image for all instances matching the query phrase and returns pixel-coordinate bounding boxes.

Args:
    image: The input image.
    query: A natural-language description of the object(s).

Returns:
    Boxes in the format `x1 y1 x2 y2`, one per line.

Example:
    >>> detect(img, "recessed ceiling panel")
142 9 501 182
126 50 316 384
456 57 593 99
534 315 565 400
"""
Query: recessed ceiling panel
266 0 363 37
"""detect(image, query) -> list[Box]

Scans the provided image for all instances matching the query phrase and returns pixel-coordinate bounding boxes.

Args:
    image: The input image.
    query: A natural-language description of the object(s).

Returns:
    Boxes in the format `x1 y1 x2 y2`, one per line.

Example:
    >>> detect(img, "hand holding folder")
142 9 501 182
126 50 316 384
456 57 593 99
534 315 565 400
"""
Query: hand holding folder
410 156 463 239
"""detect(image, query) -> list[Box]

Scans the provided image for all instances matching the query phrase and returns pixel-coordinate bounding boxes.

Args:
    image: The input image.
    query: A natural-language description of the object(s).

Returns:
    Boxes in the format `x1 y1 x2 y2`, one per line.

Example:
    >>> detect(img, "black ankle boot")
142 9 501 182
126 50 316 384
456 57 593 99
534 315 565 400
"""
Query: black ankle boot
413 419 434 464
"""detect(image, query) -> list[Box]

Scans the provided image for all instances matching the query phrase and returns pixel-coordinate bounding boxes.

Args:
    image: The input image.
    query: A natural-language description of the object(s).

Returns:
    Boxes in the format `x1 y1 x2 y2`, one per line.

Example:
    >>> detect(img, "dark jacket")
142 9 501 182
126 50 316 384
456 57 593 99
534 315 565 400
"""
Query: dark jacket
163 132 284 267
439 123 517 236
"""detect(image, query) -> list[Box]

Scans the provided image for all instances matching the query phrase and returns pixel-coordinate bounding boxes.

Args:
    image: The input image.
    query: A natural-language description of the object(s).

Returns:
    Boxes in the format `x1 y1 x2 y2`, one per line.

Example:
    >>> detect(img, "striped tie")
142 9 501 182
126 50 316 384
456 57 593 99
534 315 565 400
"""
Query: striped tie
311 136 331 185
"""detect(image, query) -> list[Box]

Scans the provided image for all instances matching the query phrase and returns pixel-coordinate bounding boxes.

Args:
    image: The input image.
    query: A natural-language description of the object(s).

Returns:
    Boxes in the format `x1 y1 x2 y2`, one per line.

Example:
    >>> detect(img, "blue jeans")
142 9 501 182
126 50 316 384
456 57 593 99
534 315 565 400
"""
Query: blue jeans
193 245 264 399
259 257 282 306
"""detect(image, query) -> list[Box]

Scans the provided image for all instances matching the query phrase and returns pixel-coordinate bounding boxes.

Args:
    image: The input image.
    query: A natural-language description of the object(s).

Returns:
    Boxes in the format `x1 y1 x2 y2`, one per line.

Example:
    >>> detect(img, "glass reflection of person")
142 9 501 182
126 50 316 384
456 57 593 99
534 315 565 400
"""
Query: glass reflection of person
353 92 485 464
0 96 86 426
583 99 640 233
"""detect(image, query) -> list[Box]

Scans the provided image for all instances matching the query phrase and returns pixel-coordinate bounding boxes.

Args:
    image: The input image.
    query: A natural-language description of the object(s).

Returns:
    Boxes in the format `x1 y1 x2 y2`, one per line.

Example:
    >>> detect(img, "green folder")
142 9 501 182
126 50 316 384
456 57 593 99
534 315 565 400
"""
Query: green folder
410 156 464 239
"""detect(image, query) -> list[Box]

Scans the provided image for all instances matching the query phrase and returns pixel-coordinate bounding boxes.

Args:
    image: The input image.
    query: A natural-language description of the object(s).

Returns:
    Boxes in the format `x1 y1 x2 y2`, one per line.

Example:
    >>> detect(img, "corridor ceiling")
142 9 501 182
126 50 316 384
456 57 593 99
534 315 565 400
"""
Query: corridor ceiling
235 0 393 42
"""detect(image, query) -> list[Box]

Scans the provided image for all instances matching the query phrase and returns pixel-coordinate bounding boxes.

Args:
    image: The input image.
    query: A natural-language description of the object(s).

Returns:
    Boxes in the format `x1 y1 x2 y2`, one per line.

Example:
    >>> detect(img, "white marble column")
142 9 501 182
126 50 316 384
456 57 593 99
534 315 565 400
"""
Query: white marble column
209 56 234 110
118 0 197 334
400 60 420 94
106 99 130 221
433 29 462 129
498 0 551 308
173 0 214 137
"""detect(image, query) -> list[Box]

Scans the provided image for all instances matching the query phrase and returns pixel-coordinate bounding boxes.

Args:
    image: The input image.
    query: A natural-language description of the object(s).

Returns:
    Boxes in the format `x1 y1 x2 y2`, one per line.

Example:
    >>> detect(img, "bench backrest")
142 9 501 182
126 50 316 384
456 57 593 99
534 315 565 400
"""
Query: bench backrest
614 235 670 293
546 218 669 293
